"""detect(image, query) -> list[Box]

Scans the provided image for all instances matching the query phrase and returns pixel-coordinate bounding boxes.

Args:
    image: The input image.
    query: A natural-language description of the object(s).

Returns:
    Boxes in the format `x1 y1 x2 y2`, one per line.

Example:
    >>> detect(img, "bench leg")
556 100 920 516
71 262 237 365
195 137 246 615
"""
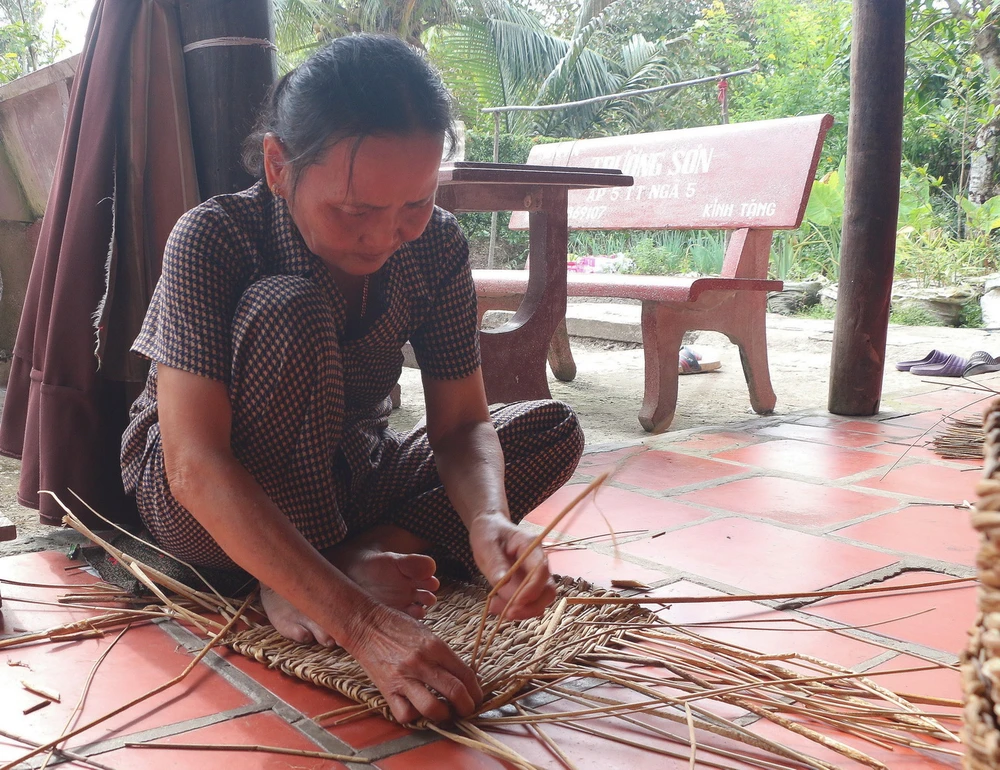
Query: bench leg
547 318 577 382
726 295 777 415
479 293 577 382
638 302 687 433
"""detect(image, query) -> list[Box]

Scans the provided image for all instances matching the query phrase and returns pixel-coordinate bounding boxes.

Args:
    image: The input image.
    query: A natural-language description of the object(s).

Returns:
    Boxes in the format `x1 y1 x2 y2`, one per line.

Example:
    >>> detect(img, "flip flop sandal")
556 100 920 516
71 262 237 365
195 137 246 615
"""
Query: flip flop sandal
964 351 1000 377
910 353 968 377
895 350 947 371
678 345 721 375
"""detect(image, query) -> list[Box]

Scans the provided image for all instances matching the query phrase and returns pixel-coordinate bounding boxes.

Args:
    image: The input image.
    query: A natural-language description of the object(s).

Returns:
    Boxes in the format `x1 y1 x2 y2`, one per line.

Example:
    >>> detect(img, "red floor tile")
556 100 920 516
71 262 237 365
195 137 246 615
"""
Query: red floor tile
879 409 953 431
605 450 745 492
619 518 898 594
714 439 893 480
546 547 670 589
0 551 103 635
836 419 926 439
376 739 509 769
804 571 977 656
216 648 412 749
92 711 346 769
796 414 927 439
667 430 759 453
855 462 978 504
899 387 990 411
647 581 885 668
865 653 963 715
525 484 710 538
676 476 897 527
752 423 883 447
0 622 252 750
576 445 648 474
834 505 979 566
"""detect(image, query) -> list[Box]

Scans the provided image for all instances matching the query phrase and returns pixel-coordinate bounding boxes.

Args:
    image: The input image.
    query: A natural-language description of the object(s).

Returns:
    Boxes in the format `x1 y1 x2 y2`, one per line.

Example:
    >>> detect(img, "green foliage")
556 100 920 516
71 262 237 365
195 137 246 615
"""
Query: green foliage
889 304 942 327
793 304 834 321
265 0 1000 290
960 299 984 329
0 0 65 84
565 229 724 276
960 195 1000 236
895 225 1000 286
427 1 679 138
455 129 536 252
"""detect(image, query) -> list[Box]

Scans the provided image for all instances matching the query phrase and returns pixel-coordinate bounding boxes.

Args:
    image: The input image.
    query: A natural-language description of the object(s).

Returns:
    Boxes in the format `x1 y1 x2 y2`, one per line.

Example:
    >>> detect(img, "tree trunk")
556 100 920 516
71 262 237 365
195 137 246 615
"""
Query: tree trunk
968 23 1000 202
828 0 906 416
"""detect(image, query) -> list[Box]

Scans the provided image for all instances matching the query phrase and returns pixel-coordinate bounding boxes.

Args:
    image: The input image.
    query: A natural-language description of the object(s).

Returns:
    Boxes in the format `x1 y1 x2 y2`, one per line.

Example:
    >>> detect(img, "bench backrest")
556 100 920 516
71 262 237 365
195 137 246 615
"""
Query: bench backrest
509 114 833 232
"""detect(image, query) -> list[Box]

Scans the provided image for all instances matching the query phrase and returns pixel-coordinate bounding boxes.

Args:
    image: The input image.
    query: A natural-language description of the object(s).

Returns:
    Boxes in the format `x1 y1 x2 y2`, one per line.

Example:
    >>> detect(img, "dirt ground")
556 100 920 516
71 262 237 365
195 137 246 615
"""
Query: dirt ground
2 312 997 555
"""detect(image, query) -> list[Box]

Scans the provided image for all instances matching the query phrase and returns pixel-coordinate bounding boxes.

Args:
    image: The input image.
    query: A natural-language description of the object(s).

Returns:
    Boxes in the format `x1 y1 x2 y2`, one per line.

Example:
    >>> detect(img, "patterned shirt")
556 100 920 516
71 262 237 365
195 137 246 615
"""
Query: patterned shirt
121 180 480 494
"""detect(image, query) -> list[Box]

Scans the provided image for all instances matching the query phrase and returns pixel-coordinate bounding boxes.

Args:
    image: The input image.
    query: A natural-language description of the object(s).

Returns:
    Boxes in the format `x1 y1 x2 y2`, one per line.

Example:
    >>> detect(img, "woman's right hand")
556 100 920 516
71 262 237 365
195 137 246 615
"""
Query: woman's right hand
341 601 483 724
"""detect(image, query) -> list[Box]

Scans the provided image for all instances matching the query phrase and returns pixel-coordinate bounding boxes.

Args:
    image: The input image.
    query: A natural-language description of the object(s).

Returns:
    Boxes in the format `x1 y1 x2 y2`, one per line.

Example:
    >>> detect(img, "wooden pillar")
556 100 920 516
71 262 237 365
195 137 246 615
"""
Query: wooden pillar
177 0 275 200
828 0 906 415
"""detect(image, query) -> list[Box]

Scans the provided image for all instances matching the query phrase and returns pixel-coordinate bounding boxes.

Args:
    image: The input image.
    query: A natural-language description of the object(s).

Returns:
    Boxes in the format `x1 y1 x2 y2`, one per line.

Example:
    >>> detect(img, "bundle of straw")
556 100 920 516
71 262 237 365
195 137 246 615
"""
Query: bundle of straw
932 414 985 461
962 399 1000 768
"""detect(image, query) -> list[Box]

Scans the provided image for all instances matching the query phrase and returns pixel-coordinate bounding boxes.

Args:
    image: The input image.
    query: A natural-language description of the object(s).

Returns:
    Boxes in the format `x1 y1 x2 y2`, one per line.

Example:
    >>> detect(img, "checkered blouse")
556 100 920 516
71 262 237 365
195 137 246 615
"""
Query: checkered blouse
121 181 480 494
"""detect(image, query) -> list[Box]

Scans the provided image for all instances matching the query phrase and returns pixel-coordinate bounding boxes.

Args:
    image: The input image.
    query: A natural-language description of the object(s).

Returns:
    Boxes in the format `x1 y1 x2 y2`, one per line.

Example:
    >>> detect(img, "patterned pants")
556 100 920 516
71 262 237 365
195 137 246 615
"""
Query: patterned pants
135 276 585 574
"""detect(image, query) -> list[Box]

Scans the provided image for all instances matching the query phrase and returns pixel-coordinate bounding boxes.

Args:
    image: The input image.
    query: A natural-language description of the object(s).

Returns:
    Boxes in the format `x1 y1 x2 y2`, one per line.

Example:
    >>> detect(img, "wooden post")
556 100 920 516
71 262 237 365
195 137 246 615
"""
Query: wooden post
177 0 275 200
828 0 906 416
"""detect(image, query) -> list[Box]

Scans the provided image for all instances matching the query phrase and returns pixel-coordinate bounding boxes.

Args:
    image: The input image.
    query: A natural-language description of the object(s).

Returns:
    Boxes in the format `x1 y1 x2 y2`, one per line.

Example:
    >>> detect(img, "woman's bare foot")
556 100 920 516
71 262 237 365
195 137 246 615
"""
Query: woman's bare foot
327 542 439 619
260 584 337 646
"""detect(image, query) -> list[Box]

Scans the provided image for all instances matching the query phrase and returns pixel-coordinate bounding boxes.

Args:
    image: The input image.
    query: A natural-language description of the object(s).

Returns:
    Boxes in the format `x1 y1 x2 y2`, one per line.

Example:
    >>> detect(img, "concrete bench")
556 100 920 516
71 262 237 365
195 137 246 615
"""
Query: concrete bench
477 114 834 433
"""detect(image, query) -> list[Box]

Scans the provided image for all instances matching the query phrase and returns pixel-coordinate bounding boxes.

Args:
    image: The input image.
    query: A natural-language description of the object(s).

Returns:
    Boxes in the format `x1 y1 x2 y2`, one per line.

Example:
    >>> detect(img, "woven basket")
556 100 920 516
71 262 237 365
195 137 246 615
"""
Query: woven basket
227 575 649 724
962 398 1000 768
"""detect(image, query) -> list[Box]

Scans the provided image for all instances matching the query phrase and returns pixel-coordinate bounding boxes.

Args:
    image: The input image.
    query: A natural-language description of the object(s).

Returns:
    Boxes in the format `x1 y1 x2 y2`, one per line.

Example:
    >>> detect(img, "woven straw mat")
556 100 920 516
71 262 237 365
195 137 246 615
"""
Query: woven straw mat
963 397 1000 768
227 575 650 723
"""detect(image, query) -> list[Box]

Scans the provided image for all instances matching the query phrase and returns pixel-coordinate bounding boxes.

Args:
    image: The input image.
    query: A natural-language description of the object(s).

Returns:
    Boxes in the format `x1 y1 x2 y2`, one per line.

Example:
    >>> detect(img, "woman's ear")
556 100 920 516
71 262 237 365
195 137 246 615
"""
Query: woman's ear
262 133 289 198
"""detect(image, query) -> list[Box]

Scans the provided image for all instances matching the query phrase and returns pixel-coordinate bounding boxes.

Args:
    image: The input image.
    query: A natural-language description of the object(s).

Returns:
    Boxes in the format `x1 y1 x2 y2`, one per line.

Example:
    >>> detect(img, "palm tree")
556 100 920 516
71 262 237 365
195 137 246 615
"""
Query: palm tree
428 0 678 137
272 0 678 138
273 0 460 65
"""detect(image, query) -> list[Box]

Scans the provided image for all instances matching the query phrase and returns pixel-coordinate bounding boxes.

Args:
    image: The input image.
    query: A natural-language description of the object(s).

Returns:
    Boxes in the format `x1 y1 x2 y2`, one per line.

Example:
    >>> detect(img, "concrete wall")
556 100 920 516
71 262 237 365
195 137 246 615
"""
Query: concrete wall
0 56 78 378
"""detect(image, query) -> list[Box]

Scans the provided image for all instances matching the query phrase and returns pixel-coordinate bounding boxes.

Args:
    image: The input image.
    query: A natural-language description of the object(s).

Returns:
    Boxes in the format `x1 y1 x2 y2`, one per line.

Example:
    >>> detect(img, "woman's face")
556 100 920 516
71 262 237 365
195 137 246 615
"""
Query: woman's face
264 131 444 277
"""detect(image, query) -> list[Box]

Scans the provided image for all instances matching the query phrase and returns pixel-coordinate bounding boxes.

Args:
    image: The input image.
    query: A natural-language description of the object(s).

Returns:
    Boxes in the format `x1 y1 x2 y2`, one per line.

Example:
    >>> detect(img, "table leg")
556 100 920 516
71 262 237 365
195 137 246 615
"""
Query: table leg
480 189 568 404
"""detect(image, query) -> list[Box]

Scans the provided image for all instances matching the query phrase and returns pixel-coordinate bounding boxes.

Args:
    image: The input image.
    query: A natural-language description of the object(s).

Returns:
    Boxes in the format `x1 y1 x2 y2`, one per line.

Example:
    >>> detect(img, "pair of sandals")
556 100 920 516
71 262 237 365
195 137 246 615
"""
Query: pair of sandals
896 349 1000 377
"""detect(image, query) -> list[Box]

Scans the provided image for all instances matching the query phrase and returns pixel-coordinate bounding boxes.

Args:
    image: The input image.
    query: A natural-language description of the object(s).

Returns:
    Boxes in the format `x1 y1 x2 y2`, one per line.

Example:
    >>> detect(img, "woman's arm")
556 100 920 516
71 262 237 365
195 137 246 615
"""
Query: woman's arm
422 367 557 619
157 364 482 724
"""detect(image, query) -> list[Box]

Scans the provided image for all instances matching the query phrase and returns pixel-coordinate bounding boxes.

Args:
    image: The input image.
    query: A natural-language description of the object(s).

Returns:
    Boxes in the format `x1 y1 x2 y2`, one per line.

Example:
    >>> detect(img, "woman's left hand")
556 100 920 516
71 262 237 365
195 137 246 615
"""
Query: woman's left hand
468 512 557 620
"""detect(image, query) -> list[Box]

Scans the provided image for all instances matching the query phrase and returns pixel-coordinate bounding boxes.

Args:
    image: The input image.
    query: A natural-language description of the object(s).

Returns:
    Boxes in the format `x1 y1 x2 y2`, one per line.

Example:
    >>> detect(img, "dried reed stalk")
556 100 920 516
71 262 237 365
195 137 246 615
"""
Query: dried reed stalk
470 471 611 668
0 728 115 770
123 741 369 763
24 489 966 770
0 593 253 770
563 575 974 605
38 626 130 770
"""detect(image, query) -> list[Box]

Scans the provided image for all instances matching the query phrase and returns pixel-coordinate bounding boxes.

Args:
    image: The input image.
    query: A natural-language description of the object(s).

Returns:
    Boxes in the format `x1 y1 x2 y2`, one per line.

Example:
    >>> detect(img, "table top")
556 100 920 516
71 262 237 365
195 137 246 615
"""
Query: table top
438 161 634 189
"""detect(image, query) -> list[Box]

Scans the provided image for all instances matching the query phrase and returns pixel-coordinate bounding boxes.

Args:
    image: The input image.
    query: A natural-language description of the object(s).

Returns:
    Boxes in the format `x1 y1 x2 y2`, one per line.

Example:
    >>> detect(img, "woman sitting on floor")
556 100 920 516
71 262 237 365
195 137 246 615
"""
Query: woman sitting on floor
120 35 584 724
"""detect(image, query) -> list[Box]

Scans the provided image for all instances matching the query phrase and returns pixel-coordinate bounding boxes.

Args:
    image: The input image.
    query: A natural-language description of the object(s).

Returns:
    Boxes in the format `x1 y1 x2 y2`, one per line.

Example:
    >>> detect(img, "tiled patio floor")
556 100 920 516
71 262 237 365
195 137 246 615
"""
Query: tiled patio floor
0 381 984 769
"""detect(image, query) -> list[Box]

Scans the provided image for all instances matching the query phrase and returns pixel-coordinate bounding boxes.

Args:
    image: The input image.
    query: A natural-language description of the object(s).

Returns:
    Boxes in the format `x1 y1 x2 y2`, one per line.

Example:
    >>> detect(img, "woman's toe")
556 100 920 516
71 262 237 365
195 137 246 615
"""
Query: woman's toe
396 553 437 581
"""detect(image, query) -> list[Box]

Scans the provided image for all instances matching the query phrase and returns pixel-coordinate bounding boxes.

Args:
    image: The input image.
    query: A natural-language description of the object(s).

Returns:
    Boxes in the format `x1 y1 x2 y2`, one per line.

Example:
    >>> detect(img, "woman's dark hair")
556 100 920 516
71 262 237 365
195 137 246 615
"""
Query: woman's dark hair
243 34 456 189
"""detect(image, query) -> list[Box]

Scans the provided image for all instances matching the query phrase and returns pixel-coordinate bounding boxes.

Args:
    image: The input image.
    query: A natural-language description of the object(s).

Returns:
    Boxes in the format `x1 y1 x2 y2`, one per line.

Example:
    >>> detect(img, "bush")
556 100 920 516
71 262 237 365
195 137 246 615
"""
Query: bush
960 299 984 329
889 304 941 326
455 131 536 263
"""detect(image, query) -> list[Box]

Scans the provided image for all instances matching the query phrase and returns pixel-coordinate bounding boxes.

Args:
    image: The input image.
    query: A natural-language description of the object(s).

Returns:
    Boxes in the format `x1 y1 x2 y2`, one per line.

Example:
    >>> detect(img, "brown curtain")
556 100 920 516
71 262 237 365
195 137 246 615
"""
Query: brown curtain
0 0 200 527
